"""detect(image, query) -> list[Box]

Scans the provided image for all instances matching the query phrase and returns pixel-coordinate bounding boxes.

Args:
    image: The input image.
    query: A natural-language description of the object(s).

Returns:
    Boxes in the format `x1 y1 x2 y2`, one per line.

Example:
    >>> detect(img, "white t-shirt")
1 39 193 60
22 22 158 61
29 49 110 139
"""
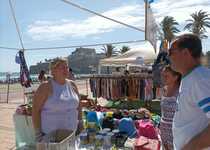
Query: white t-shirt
173 66 210 150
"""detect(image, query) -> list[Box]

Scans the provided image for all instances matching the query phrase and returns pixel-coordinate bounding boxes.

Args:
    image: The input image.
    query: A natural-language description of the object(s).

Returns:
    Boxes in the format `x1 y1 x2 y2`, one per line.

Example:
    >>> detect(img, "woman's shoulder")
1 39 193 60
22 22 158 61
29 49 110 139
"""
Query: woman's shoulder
65 79 79 94
40 80 51 87
32 81 51 101
66 78 74 82
66 79 76 86
36 80 52 92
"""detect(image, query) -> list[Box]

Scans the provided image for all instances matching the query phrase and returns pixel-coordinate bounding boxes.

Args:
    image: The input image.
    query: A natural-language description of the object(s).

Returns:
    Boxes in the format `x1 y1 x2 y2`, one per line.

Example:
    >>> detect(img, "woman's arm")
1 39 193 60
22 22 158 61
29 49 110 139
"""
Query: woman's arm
70 80 82 120
32 82 50 133
69 80 84 134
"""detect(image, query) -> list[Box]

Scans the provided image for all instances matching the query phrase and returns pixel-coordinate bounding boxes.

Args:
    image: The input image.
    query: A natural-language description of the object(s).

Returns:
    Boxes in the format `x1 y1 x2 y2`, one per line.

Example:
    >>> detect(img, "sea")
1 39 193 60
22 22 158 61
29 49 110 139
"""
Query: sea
0 72 38 81
0 72 89 82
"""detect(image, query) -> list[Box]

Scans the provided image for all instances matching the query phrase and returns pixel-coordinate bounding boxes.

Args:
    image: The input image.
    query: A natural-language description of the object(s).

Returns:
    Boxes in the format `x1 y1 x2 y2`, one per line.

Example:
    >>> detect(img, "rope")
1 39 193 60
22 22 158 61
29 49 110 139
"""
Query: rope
60 0 144 32
8 0 24 50
4 1 145 52
0 46 19 51
25 39 145 51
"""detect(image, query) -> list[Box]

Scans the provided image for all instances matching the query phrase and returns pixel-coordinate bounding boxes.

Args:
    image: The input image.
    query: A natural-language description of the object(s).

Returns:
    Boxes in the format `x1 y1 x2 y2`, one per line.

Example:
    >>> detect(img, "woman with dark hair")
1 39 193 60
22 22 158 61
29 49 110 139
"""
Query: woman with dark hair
38 70 47 83
68 67 75 81
160 65 181 150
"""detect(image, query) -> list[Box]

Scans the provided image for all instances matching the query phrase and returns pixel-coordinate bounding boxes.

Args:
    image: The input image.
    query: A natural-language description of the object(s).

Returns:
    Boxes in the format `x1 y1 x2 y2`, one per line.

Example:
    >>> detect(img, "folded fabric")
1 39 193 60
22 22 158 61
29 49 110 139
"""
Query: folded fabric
118 117 137 138
106 111 113 118
86 111 97 122
86 111 104 127
86 111 100 126
102 117 115 130
135 119 158 139
124 138 136 149
113 111 123 119
15 53 21 64
134 136 160 150
151 114 161 127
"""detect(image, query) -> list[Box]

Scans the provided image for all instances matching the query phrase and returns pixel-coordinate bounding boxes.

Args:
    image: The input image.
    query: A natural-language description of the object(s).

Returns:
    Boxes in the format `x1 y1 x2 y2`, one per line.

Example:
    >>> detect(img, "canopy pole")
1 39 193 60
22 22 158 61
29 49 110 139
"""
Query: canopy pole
144 0 148 41
9 0 25 50
98 65 101 74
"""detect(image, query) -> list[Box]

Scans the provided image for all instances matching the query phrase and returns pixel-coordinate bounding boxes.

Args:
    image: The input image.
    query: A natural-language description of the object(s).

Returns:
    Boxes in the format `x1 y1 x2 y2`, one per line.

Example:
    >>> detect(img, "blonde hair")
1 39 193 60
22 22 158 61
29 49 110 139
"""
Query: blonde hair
49 57 68 70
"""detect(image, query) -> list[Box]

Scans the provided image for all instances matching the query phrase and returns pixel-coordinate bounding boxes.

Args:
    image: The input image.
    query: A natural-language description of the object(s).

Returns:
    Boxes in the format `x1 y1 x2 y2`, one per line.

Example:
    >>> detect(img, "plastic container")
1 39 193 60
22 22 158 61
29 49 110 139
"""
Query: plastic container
88 122 96 128
88 129 96 144
95 134 104 148
103 128 111 133
103 132 113 148
79 132 88 145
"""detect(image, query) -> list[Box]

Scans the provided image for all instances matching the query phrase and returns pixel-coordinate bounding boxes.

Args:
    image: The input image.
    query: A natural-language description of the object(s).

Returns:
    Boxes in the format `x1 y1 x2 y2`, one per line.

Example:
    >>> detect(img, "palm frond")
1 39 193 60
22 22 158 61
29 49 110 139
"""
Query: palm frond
184 10 210 38
160 16 180 42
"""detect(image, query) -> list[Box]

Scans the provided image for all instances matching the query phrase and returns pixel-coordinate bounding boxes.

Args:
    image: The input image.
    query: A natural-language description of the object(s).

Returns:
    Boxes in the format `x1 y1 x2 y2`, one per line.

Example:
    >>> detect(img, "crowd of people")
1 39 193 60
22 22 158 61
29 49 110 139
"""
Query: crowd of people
31 33 210 149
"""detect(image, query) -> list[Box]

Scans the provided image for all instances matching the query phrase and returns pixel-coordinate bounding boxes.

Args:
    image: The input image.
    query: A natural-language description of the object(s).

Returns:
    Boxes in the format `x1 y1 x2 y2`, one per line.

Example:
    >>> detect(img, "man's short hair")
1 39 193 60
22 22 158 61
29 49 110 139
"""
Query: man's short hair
175 33 202 58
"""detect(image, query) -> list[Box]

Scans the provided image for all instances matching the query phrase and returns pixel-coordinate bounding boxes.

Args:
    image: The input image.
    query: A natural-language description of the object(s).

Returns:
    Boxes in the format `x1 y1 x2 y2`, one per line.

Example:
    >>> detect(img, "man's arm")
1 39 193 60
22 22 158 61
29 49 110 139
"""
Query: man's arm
183 78 210 150
182 123 210 150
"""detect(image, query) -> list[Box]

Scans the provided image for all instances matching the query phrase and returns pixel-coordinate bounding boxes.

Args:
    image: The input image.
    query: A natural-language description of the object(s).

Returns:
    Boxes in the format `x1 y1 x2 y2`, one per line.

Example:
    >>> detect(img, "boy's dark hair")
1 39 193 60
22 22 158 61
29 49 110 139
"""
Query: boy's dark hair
69 68 72 72
116 67 120 72
38 70 46 81
175 33 202 58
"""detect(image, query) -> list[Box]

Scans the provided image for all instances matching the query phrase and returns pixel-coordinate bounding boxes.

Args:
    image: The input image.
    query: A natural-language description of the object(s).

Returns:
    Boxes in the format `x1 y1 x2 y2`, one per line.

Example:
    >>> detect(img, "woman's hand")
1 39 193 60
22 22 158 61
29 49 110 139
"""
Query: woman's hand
35 129 44 142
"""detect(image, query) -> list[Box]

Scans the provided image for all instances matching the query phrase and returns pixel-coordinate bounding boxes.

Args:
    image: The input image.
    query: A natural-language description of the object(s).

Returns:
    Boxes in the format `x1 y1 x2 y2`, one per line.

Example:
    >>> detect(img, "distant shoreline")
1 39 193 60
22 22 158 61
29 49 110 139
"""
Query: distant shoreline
0 74 38 81
0 74 91 84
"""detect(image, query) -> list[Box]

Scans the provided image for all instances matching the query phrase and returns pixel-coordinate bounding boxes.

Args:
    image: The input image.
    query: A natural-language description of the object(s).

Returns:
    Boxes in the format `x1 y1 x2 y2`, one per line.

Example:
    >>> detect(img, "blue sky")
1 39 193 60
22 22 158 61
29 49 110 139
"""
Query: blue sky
0 0 210 72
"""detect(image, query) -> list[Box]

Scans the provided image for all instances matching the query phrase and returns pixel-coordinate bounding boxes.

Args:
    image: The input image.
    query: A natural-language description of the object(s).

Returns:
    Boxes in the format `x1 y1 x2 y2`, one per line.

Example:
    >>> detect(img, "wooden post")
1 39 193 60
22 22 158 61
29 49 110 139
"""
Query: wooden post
23 87 26 104
145 0 148 41
6 74 10 103
95 79 98 105
86 79 88 96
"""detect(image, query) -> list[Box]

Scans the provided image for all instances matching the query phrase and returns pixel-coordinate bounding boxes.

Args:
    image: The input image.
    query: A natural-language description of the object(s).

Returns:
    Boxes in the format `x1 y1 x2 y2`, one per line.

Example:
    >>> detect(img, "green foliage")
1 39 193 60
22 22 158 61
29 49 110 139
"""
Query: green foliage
160 16 180 43
184 10 210 39
101 44 116 58
120 46 130 54
105 100 161 115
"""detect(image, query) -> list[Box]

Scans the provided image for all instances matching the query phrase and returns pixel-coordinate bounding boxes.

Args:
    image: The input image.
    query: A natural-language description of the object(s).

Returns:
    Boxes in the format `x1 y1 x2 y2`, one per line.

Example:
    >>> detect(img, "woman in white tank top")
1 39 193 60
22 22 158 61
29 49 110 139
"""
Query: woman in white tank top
32 58 82 141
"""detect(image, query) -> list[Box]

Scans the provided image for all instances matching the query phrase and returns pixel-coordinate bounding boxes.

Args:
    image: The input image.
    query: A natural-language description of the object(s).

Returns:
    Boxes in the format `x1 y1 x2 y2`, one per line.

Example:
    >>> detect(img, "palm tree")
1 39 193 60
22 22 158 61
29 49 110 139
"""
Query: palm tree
120 46 130 54
101 44 117 74
160 16 180 43
101 44 116 58
184 10 210 39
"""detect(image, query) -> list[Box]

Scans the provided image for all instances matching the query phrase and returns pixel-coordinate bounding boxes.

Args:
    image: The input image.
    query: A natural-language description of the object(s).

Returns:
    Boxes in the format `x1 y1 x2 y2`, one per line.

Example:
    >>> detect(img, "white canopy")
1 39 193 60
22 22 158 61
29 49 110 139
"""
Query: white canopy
99 41 157 67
